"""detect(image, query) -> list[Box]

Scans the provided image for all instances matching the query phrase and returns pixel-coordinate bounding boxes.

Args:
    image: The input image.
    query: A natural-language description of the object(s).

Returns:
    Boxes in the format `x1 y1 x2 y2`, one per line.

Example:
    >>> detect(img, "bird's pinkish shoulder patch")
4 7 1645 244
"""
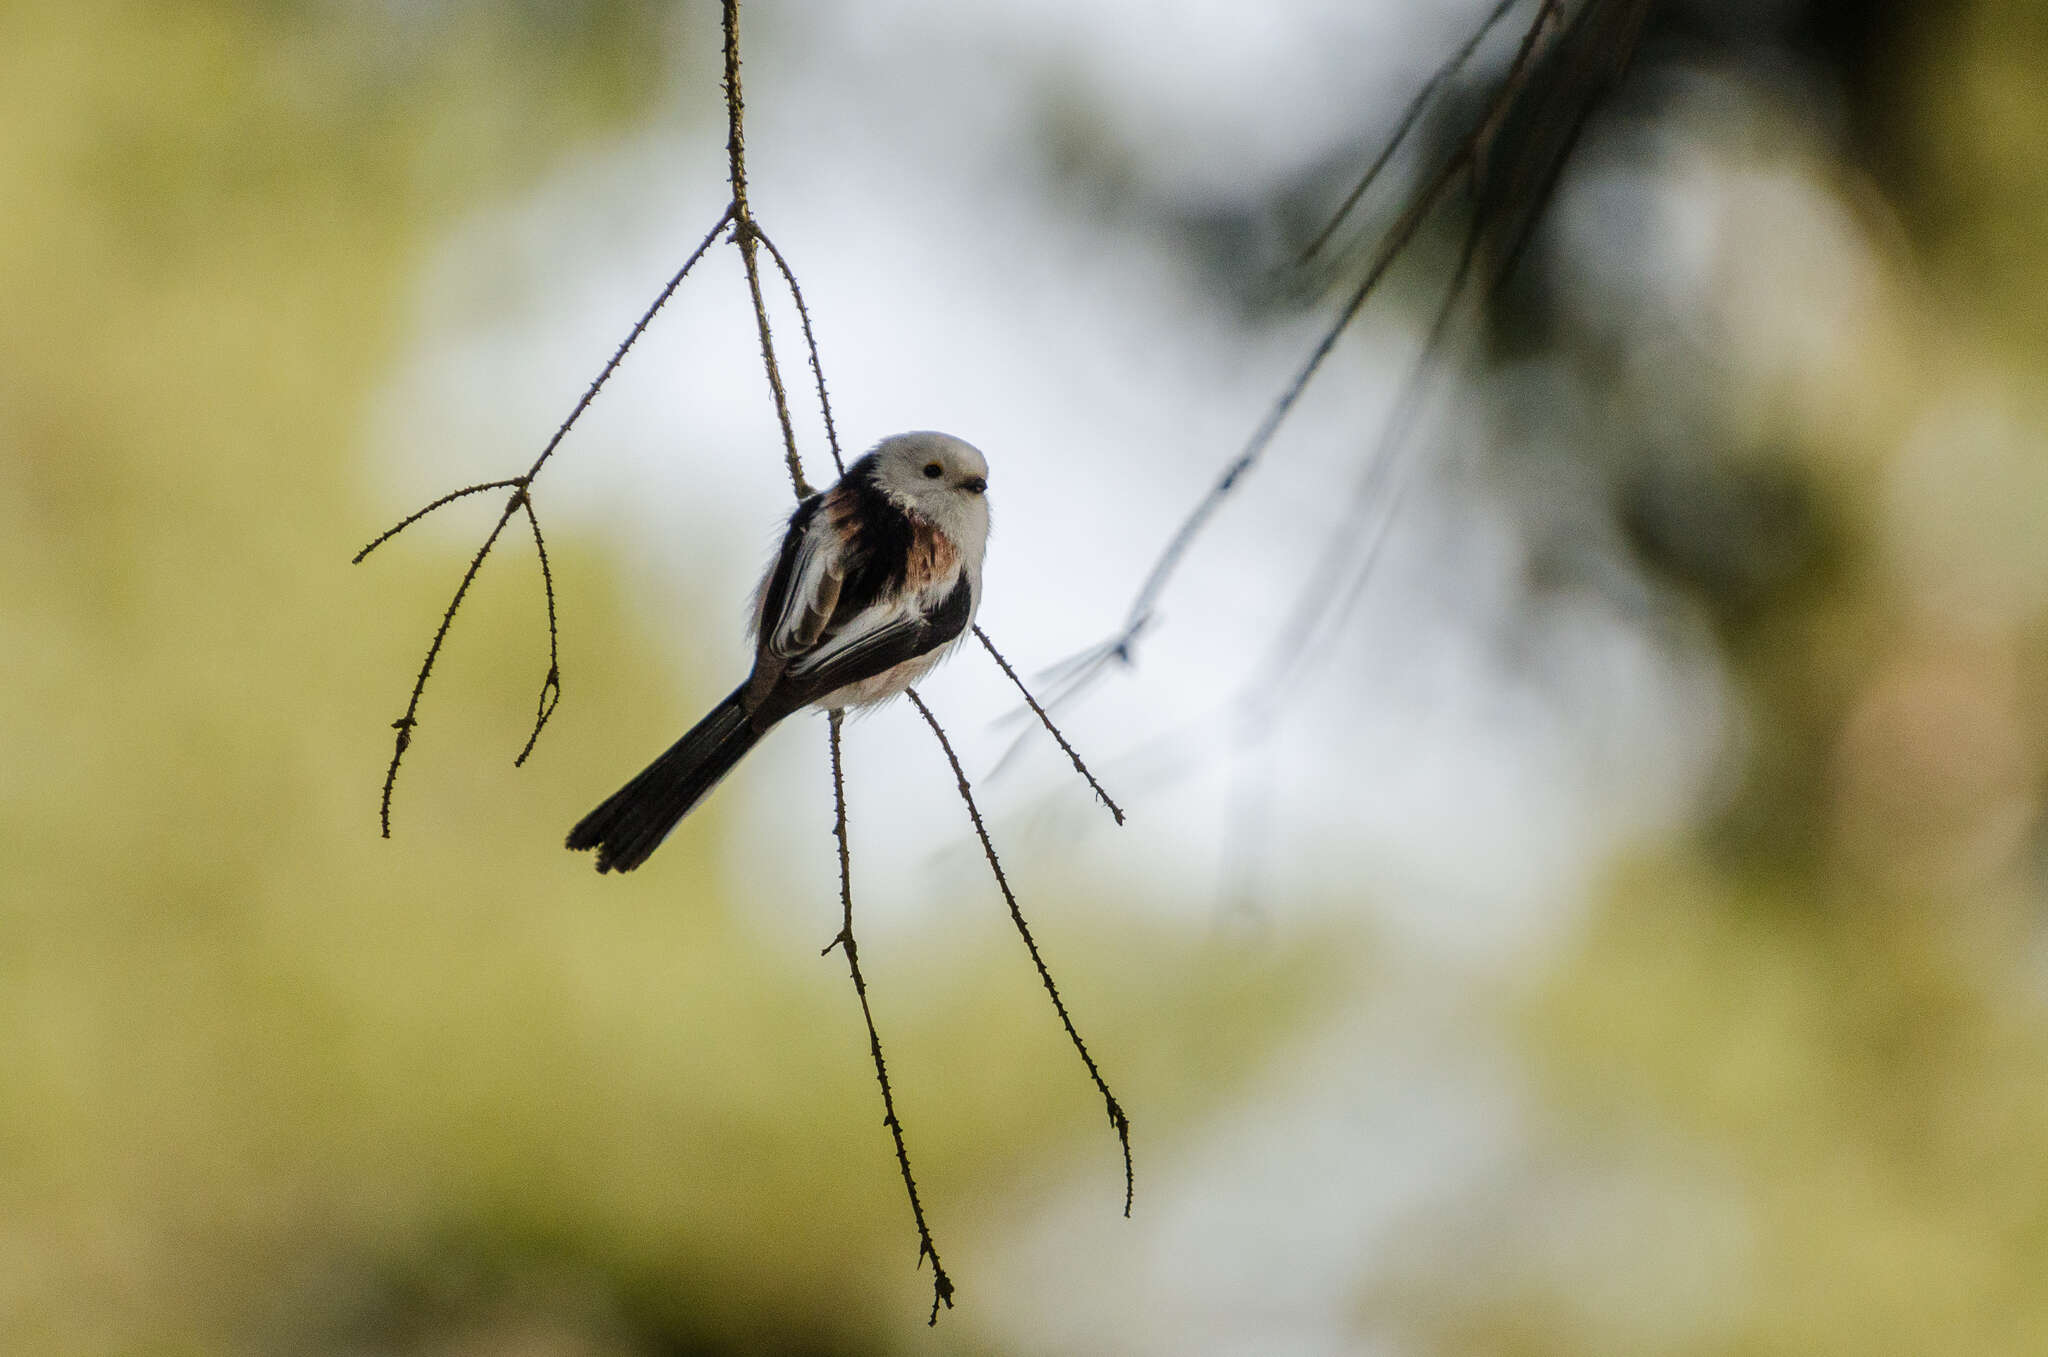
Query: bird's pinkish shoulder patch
905 518 960 592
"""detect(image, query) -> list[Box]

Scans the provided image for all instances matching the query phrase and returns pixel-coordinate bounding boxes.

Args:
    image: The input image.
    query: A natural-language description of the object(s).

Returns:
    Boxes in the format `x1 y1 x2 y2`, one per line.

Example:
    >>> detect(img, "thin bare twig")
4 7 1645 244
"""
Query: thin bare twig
722 0 812 499
822 712 955 1324
714 0 1132 1315
369 504 519 837
512 488 561 766
755 226 846 477
715 1 969 1313
905 688 1134 1218
972 626 1124 825
352 479 526 565
524 206 739 492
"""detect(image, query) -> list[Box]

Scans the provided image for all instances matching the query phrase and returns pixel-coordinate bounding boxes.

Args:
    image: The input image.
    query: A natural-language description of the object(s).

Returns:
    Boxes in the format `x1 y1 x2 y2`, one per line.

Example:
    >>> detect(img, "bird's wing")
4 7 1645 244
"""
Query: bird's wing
781 573 975 702
755 494 847 658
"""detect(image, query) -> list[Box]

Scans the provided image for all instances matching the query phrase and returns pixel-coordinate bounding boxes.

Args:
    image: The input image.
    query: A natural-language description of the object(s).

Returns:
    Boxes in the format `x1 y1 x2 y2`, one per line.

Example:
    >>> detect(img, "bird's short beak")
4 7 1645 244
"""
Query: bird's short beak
961 476 987 495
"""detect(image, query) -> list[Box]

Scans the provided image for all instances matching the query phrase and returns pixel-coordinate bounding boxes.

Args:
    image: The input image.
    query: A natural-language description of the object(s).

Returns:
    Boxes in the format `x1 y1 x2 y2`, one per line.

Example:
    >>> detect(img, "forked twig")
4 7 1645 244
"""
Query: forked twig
354 207 732 833
905 689 1134 1218
362 498 519 838
822 711 955 1324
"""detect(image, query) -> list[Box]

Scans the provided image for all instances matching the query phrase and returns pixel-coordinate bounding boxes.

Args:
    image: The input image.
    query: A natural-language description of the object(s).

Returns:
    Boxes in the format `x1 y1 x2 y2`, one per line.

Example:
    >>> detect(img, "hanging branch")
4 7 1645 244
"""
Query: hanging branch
716 0 963 1311
905 689 1134 1217
972 626 1124 824
754 225 846 477
722 0 1131 1304
822 712 955 1324
1248 212 1489 721
718 0 965 1316
512 487 562 767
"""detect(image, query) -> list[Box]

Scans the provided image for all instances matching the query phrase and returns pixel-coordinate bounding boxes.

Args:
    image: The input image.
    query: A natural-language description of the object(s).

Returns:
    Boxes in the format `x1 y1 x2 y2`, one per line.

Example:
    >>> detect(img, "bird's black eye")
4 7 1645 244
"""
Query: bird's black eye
922 462 943 479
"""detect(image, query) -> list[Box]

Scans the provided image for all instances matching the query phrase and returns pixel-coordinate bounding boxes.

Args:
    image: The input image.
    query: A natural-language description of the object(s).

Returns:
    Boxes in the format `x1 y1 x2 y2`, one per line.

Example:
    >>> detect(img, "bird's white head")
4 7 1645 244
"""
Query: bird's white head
868 431 990 562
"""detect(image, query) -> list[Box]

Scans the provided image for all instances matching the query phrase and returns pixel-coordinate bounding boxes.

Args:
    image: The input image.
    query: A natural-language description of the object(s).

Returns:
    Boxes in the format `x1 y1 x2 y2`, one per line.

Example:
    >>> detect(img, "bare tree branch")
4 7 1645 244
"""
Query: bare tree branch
972 626 1124 825
905 688 1134 1218
512 487 561 767
755 225 846 478
821 711 955 1324
352 479 526 565
722 0 813 500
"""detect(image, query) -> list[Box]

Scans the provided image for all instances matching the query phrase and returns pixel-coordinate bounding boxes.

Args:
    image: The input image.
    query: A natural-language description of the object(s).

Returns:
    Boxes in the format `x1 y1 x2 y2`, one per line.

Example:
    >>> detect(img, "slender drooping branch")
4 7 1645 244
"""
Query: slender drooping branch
714 1 963 1312
906 689 1134 1217
755 226 846 477
822 711 955 1324
512 487 562 766
972 626 1123 825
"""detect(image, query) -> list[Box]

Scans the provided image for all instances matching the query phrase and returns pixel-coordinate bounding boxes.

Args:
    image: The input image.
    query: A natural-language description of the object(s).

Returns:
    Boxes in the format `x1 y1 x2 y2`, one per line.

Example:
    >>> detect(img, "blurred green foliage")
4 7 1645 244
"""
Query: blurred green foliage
11 1 2048 1352
1369 3 2048 1351
0 4 1339 1352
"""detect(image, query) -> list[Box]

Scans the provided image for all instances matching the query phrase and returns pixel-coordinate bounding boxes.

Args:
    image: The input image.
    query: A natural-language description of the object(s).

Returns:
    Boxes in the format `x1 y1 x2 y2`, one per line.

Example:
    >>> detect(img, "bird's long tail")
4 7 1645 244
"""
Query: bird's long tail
566 686 763 872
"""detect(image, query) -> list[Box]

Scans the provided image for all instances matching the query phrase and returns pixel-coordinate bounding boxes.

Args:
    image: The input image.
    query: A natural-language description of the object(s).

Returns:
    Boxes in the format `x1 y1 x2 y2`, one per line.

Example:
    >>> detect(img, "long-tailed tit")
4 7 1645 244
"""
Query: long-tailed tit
567 431 991 872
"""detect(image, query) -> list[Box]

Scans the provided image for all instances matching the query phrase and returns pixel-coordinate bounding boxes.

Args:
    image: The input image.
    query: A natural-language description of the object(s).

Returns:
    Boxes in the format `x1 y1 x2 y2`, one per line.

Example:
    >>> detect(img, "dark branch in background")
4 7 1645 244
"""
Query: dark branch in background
822 711 955 1324
1051 0 1649 705
352 208 732 834
1295 0 1525 268
1249 214 1488 721
906 689 1135 1217
358 0 1127 1321
1475 0 1653 286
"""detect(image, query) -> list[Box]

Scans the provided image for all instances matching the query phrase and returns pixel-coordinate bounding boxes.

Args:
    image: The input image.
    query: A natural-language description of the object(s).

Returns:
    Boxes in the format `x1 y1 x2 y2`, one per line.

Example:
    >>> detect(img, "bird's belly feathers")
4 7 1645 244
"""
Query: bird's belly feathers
811 636 956 712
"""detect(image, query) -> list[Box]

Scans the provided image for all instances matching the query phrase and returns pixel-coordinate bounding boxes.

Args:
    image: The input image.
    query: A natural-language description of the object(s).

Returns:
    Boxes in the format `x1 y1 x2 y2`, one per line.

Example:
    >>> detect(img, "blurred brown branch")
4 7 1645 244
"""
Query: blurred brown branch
1053 0 1655 706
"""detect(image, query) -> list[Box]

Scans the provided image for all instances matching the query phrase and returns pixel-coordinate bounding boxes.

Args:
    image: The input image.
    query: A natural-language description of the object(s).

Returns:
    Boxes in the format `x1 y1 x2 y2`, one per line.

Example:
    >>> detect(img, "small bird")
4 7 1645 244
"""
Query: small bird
567 431 991 872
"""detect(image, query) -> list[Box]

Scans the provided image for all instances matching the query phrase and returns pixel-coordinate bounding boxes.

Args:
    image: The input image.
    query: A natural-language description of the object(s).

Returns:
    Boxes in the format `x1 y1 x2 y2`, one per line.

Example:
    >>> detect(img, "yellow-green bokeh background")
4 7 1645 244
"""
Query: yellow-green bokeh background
6 2 2048 1353
1 5 1337 1351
